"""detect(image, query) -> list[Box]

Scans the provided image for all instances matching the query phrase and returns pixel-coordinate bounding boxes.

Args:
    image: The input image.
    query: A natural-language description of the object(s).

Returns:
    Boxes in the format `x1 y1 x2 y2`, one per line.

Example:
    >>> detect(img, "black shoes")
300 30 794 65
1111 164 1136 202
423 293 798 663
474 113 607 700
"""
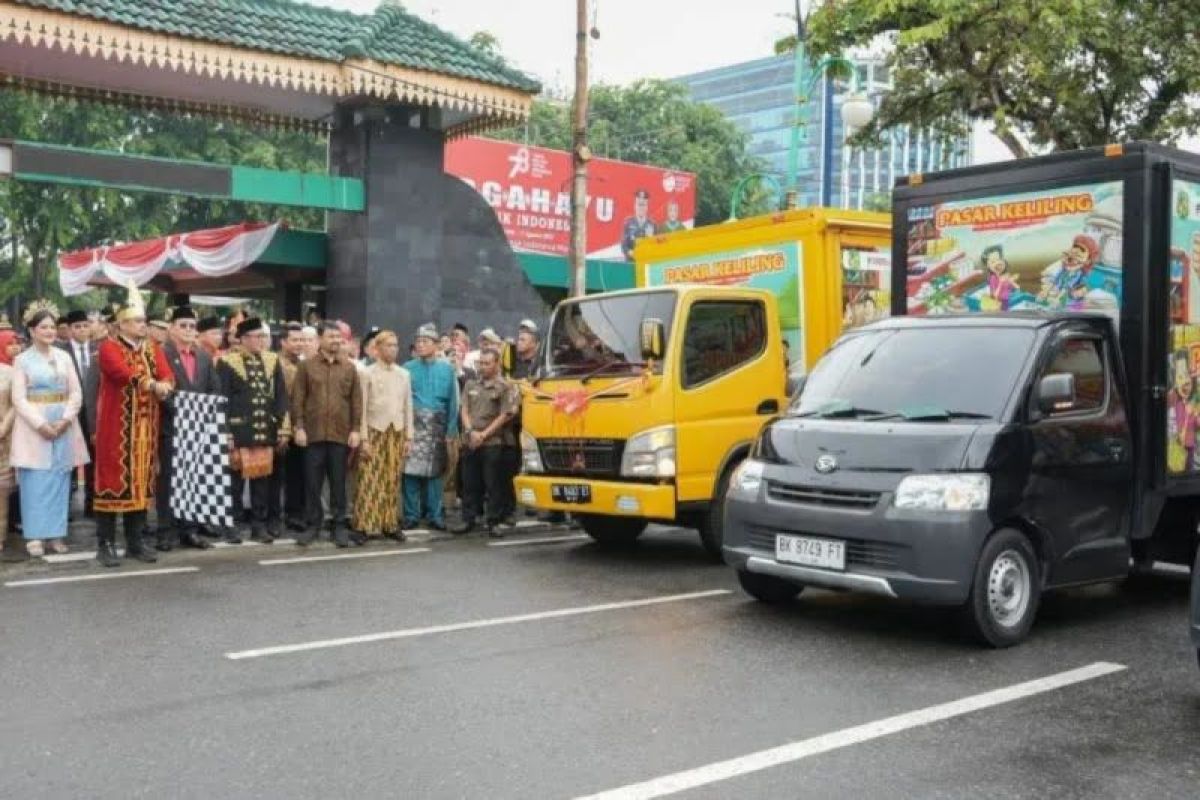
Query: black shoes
451 521 475 536
428 520 447 532
385 531 408 543
155 529 177 552
180 531 213 550
332 527 351 548
96 541 120 568
126 545 157 564
488 525 504 540
223 528 243 545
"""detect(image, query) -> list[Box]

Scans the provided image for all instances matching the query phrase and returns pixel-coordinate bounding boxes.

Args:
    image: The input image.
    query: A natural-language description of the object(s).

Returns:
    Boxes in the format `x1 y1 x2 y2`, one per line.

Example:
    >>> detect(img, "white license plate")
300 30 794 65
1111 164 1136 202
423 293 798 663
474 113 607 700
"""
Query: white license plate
775 534 846 571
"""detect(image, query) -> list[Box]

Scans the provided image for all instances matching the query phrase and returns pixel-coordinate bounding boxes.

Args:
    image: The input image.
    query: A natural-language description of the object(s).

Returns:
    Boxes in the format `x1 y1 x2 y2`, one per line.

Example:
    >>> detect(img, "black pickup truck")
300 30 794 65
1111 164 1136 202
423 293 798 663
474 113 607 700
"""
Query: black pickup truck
724 143 1200 647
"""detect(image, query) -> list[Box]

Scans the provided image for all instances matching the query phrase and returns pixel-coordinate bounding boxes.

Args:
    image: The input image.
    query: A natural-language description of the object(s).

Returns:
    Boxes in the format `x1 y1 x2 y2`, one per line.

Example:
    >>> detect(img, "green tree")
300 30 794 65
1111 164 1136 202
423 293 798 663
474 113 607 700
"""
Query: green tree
0 90 325 312
495 80 770 224
468 31 507 66
806 0 1200 157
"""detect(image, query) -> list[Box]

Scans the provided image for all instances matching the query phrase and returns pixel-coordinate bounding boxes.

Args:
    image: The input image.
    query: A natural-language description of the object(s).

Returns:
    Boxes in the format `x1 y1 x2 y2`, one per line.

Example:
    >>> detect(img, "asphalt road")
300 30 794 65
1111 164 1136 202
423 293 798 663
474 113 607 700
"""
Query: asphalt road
1 525 1197 799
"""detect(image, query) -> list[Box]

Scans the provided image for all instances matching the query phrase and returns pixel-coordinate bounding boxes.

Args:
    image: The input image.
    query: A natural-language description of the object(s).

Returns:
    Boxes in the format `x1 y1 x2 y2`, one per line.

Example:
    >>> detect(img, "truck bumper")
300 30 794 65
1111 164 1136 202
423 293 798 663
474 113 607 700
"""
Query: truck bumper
722 488 992 606
513 475 676 519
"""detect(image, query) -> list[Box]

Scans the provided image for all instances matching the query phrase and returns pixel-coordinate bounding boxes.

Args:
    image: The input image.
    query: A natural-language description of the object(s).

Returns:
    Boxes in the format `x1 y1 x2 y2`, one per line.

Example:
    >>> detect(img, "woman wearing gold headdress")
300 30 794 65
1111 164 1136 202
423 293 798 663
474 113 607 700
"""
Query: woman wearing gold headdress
8 301 90 557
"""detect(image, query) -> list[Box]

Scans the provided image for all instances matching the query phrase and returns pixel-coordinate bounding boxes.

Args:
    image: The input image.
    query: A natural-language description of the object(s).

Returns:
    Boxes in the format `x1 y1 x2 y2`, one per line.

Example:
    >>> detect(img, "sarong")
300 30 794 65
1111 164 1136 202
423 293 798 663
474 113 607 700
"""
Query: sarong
405 408 447 478
352 426 405 534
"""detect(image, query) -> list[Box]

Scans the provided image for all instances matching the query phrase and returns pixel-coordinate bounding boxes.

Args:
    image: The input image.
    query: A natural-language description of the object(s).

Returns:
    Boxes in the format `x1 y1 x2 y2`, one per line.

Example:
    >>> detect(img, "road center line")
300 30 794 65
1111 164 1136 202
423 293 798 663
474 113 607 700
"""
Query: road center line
487 534 590 548
573 661 1127 800
259 548 431 566
5 567 200 587
224 588 732 660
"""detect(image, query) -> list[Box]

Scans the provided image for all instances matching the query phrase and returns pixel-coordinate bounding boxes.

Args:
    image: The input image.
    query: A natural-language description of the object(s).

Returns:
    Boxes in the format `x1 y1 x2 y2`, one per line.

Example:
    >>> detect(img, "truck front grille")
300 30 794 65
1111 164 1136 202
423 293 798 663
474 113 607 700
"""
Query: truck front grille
539 438 625 477
746 527 909 571
766 481 881 510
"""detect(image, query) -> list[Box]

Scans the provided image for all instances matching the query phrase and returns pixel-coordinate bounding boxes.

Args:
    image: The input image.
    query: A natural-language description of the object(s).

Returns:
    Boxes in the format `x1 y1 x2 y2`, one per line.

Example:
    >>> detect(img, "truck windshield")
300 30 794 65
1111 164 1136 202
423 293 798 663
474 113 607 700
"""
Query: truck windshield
791 327 1035 421
545 291 677 378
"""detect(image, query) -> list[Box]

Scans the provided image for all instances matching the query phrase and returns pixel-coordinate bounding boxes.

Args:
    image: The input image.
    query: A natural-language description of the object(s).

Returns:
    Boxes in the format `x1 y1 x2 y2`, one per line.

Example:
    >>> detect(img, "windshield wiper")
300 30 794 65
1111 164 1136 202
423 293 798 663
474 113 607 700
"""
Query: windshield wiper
579 360 646 384
869 407 993 422
794 403 884 419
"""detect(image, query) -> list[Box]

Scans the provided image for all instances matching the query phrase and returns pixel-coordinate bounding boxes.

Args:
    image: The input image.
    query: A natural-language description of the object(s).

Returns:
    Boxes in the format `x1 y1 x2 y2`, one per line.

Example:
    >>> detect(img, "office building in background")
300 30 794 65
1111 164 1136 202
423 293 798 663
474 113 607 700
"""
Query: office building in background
676 53 972 211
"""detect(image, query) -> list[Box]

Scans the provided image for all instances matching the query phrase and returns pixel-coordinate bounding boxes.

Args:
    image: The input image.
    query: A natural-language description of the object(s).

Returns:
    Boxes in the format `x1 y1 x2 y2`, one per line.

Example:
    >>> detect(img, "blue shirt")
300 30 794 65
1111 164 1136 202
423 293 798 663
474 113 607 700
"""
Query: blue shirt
402 356 460 435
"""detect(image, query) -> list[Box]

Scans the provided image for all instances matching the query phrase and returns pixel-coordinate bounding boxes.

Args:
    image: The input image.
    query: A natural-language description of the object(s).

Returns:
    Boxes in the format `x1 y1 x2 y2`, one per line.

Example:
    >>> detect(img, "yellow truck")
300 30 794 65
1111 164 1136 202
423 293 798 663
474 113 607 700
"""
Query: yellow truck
514 208 891 557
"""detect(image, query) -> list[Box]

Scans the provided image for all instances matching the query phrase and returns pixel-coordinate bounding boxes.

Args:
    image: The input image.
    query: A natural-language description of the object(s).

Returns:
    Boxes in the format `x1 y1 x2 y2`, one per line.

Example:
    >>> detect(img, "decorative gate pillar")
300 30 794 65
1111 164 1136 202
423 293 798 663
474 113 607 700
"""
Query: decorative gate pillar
326 104 547 340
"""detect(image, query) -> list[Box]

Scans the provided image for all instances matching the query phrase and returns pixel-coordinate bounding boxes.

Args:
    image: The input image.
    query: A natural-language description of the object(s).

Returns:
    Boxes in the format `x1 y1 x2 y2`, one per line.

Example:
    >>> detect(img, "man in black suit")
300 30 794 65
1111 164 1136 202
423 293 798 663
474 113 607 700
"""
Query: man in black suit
155 306 222 551
56 308 98 516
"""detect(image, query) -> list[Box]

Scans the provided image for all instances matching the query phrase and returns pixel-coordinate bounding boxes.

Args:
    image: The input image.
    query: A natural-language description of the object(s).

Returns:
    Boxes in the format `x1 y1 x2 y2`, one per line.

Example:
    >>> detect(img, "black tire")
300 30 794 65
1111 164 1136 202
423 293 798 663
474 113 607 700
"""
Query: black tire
960 528 1042 648
578 515 647 547
737 569 804 604
698 464 737 561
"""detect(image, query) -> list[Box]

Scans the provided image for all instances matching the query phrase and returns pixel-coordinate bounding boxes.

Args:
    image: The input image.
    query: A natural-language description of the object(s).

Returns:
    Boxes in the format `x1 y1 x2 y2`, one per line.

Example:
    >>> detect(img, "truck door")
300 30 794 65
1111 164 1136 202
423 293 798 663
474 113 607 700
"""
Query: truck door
1027 331 1133 584
674 298 774 503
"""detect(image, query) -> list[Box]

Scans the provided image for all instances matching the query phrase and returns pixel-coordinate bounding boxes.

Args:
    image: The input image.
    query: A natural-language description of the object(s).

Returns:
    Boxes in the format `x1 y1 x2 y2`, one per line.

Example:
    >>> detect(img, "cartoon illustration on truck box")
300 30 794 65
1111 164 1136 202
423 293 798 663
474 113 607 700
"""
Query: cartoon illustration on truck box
905 182 1123 315
1168 349 1197 474
980 245 1019 310
1038 234 1099 309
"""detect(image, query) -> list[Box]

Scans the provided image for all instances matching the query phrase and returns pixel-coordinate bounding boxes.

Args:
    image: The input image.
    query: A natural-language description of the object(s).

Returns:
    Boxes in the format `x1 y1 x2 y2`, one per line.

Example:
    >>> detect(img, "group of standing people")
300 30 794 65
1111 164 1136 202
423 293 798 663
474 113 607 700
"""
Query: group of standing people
0 285 544 565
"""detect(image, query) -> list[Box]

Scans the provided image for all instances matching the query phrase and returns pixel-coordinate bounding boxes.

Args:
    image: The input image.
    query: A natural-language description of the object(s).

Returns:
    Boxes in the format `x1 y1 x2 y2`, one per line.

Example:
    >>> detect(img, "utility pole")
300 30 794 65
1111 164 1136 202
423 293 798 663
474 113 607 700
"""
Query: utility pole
569 0 590 297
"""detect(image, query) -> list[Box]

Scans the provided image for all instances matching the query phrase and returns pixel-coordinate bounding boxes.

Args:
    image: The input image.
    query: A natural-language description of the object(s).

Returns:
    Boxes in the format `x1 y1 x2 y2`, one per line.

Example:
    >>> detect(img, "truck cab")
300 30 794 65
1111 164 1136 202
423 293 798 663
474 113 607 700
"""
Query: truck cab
514 285 786 557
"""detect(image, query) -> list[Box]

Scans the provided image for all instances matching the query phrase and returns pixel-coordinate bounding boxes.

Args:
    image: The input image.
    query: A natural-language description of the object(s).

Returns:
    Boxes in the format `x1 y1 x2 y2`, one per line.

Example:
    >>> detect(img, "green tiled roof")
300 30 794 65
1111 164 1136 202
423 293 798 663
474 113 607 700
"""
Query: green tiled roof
14 0 541 93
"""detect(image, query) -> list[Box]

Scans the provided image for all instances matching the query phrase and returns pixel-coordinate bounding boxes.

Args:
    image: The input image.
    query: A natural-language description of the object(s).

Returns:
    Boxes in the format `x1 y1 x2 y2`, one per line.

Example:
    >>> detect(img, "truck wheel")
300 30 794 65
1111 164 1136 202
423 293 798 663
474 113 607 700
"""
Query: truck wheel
961 529 1042 648
578 515 647 547
737 569 803 604
697 465 736 562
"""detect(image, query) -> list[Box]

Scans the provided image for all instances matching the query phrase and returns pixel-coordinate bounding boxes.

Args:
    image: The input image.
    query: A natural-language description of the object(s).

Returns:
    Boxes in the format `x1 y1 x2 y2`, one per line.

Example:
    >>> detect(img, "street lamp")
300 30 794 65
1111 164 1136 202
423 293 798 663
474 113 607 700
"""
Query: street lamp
785 54 869 209
728 173 784 222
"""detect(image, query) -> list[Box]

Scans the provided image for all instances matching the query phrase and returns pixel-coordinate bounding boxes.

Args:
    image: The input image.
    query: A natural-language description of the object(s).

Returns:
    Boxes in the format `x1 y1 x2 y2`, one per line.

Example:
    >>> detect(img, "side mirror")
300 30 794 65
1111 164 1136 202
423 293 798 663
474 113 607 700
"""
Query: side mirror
1036 373 1076 414
640 318 665 361
786 372 807 400
501 341 516 376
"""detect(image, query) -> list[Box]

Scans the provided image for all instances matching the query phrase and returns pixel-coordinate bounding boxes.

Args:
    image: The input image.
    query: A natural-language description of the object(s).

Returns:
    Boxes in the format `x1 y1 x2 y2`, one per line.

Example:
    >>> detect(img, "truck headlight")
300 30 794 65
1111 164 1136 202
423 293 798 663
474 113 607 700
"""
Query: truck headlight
621 425 675 478
894 474 990 511
729 459 764 494
521 430 544 473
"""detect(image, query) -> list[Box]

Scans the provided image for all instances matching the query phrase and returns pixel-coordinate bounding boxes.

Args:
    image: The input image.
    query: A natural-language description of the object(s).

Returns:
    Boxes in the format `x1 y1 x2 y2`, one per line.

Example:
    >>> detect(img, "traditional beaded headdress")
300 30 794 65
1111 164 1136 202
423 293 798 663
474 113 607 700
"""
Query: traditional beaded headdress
22 299 60 326
116 278 147 322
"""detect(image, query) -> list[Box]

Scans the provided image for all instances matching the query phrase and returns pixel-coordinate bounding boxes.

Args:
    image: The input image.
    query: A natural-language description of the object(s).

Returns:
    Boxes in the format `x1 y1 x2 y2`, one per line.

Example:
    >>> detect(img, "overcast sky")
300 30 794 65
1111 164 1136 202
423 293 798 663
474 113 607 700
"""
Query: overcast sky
318 0 1023 161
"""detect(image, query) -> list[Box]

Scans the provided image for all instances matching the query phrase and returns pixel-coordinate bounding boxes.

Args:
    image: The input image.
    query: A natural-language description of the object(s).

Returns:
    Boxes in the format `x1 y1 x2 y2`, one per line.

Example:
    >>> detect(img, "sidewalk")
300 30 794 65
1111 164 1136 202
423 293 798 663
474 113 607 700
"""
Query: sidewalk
1 494 573 576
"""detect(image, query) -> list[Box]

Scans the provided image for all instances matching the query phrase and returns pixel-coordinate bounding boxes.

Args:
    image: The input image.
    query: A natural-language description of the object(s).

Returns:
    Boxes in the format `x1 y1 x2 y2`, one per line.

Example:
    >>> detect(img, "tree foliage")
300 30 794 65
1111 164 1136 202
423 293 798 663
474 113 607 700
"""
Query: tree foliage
806 0 1200 157
494 80 770 224
0 90 325 312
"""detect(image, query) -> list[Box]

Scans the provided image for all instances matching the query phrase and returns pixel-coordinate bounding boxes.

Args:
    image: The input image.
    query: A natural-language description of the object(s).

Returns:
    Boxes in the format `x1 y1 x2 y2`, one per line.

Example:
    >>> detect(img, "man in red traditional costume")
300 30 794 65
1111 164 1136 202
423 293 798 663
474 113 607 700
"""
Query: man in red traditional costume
93 281 174 568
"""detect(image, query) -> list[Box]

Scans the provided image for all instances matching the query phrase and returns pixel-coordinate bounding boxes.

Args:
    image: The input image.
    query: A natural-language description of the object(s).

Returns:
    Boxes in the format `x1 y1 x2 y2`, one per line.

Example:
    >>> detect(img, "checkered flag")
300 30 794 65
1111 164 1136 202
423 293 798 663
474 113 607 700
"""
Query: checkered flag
169 391 234 528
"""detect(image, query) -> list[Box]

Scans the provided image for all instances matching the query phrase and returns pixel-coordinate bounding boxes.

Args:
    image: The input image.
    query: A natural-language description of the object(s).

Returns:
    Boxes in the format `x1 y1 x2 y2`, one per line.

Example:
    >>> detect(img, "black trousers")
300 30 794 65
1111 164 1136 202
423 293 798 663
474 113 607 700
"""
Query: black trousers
96 510 148 551
498 444 520 519
461 445 506 526
305 442 348 529
284 443 306 523
155 435 181 533
244 475 272 528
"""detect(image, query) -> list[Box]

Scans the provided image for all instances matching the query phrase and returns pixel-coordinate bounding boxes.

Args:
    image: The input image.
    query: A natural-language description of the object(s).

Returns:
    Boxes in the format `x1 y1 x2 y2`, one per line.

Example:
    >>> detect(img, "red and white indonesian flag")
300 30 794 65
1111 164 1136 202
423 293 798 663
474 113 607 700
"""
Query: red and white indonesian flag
58 221 280 296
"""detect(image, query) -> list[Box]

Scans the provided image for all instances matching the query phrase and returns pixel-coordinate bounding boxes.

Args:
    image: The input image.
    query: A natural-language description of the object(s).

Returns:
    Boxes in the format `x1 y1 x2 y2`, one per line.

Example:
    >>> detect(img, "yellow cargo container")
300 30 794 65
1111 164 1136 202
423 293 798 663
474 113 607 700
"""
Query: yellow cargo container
635 208 891 372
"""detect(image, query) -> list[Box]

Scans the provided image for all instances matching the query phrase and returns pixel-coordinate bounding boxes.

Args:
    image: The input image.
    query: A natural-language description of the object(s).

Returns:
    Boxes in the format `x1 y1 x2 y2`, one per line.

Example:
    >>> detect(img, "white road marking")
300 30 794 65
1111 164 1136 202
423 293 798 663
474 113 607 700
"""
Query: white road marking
5 567 200 587
259 548 431 566
573 661 1127 800
225 588 732 660
514 520 543 528
488 534 590 548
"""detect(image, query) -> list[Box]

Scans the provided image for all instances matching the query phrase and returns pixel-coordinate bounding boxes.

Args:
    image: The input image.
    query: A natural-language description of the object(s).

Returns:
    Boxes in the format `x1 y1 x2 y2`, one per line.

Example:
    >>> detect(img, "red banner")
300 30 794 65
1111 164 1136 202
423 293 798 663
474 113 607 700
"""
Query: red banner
444 137 696 262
